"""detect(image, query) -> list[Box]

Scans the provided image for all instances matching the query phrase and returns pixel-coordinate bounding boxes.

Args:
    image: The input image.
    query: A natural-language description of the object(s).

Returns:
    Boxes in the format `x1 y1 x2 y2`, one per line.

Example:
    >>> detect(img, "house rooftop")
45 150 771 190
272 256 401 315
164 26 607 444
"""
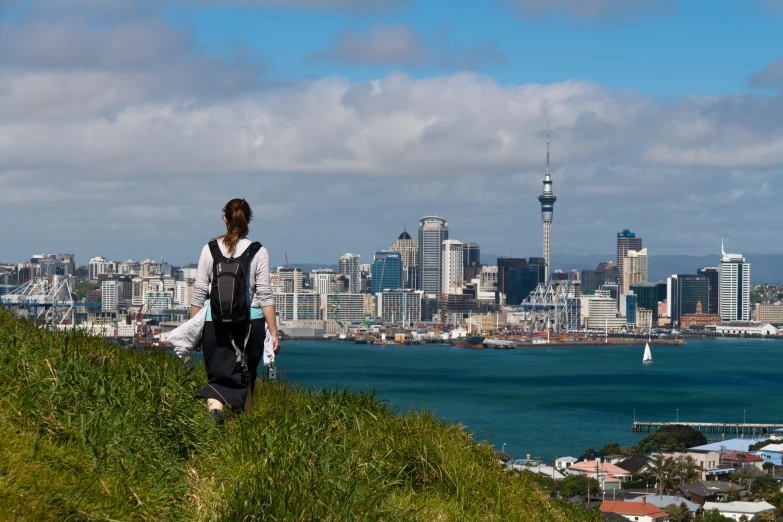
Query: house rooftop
600 500 669 518
703 501 775 514
689 438 768 452
628 494 700 513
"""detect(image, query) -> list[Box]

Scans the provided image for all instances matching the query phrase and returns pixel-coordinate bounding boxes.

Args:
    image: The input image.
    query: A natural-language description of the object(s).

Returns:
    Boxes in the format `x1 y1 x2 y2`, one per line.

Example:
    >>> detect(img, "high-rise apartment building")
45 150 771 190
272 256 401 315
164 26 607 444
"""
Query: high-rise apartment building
719 243 751 322
441 240 464 295
338 253 361 294
101 280 122 312
621 248 648 294
277 267 303 294
376 289 423 324
371 251 402 294
418 216 448 297
697 267 720 315
462 242 480 269
630 282 661 325
89 257 113 282
617 230 642 290
312 272 332 295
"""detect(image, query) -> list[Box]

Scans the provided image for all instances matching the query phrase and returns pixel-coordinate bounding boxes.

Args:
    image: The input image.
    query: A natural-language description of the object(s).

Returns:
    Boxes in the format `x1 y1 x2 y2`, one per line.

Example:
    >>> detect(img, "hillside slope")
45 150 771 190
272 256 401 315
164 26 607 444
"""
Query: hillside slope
0 310 599 521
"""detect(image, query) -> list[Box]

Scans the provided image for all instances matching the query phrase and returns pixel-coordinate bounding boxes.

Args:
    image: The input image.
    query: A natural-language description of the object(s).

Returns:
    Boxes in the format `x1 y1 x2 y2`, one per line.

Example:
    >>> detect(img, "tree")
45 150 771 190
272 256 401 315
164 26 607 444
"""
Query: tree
558 474 600 499
657 456 701 494
750 440 773 452
599 442 643 456
664 502 693 522
702 509 734 522
639 425 708 453
750 472 779 499
763 461 775 473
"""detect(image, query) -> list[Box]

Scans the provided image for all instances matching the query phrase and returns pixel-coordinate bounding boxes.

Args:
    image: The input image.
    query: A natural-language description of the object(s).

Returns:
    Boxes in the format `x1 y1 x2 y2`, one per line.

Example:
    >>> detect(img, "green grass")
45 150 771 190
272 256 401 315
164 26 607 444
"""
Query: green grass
0 309 601 521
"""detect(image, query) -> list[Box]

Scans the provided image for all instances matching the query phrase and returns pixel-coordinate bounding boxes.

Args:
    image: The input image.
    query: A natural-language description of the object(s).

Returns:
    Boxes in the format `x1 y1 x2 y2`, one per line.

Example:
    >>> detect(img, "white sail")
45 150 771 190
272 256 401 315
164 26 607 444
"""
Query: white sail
643 342 652 363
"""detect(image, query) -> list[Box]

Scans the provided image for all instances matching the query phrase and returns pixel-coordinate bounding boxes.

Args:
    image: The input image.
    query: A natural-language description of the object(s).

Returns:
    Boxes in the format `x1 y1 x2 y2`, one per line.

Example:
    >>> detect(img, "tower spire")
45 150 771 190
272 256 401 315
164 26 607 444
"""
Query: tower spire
538 126 557 282
546 123 550 179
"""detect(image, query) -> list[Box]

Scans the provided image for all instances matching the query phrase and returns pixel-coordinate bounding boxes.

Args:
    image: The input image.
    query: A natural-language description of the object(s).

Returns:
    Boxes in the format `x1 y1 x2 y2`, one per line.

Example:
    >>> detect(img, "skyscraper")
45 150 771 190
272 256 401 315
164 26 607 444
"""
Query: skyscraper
338 253 361 294
391 230 418 269
418 216 448 297
371 251 402 294
462 242 480 269
719 242 751 322
670 274 710 327
621 248 648 294
617 230 642 290
391 230 418 290
697 267 720 315
538 131 557 281
441 240 464 295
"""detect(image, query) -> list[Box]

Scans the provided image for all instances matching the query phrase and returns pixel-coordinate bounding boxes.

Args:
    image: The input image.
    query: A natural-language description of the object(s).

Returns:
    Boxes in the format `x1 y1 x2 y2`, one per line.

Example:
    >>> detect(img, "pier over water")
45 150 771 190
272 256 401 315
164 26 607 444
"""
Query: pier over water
633 421 782 437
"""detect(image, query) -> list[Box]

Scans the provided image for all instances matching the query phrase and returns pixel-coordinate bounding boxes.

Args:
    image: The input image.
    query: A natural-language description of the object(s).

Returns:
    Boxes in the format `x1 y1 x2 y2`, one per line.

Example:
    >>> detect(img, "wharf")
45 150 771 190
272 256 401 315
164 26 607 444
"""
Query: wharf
632 421 782 437
494 339 685 349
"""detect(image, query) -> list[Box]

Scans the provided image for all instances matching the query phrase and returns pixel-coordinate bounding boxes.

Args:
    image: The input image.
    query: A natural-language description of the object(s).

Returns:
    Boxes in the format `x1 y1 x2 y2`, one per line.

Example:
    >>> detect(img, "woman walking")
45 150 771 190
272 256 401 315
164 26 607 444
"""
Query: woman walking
190 198 279 422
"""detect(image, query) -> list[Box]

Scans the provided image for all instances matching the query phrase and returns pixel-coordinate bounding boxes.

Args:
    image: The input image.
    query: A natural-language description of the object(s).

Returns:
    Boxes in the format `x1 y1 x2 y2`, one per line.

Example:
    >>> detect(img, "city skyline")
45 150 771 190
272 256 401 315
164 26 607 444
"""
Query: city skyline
1 2 783 263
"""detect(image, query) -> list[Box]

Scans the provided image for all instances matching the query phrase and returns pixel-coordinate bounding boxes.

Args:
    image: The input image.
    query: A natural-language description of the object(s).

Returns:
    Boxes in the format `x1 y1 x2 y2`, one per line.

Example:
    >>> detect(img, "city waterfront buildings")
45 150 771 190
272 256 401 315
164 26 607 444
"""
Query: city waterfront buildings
631 282 662 325
376 289 423 324
719 243 751 322
617 230 642 290
101 281 122 312
462 242 480 270
370 251 402 294
621 248 648 294
277 267 303 294
441 240 464 295
586 290 627 330
755 303 783 325
670 274 711 327
338 253 361 294
697 267 720 315
418 216 448 298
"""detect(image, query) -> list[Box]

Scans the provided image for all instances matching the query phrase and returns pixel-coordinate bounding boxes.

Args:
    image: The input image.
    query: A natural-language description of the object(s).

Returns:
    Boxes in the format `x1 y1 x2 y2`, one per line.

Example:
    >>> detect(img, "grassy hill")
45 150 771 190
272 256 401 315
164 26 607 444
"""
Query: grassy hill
0 309 600 521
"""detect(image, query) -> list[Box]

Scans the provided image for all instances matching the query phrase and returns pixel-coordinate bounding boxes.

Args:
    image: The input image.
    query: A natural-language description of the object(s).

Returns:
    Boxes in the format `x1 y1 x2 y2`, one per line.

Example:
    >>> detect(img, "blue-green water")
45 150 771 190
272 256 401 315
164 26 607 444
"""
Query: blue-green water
266 339 783 460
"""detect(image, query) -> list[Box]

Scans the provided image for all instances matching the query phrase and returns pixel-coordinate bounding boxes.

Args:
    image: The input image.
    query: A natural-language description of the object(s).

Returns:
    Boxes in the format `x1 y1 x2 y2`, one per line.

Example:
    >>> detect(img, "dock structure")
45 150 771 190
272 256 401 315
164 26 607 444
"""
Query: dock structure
633 421 783 437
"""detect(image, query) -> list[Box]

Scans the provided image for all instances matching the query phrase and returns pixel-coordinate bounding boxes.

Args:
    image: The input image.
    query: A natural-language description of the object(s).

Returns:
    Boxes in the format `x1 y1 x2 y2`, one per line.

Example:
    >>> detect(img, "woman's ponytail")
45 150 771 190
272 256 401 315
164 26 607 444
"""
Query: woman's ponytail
220 198 253 256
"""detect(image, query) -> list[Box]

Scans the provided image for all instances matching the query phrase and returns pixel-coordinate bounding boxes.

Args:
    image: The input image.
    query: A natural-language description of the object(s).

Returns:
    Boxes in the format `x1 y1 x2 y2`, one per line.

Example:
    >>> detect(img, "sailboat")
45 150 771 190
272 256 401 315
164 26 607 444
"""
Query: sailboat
643 339 653 364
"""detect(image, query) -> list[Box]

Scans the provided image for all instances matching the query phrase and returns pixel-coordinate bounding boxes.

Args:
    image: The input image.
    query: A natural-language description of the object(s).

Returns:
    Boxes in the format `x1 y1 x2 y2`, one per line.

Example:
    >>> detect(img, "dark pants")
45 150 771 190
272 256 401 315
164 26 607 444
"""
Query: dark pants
197 318 266 410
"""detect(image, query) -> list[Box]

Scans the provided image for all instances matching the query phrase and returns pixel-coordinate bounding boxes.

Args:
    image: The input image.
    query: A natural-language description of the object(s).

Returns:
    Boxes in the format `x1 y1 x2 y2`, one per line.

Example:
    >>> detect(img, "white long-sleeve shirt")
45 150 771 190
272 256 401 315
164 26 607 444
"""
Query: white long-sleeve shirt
190 237 275 310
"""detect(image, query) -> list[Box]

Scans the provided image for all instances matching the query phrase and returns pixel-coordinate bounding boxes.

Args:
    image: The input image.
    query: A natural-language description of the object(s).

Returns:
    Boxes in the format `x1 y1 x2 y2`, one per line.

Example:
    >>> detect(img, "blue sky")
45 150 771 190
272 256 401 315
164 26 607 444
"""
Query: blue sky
169 1 781 96
0 0 782 267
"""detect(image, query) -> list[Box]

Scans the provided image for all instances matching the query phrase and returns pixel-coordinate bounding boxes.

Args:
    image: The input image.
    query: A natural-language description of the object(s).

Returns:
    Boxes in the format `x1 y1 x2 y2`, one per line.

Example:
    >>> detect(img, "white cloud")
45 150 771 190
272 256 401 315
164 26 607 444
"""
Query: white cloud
0 5 782 263
308 25 506 69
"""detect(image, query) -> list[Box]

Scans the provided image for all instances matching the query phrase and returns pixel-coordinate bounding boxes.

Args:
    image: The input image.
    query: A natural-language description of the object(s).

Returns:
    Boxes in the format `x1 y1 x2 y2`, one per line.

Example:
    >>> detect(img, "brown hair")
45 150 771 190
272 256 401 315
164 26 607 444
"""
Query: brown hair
220 198 253 256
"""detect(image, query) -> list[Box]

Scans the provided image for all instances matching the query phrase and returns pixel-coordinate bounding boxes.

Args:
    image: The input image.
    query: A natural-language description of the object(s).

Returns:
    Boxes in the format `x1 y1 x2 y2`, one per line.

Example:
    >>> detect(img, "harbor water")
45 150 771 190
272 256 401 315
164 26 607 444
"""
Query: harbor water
263 338 783 460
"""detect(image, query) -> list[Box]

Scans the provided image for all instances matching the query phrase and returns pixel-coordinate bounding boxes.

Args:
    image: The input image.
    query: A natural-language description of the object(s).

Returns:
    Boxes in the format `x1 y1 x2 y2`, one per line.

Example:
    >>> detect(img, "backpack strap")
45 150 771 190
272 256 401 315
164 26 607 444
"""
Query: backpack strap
208 239 228 263
246 242 262 264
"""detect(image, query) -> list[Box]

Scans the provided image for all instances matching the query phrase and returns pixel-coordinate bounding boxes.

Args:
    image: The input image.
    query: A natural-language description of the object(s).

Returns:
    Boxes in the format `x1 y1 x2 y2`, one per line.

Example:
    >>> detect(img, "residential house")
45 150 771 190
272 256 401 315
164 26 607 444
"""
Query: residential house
617 456 660 477
567 461 632 491
627 495 700 517
753 442 783 466
702 501 775 521
719 450 764 471
599 499 670 522
674 481 745 506
555 456 578 471
505 461 565 480
652 449 724 480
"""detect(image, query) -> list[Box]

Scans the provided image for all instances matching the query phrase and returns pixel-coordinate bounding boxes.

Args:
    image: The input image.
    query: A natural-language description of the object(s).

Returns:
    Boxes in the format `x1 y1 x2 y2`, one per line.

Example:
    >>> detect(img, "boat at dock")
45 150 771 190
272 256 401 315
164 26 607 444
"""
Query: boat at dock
449 335 485 349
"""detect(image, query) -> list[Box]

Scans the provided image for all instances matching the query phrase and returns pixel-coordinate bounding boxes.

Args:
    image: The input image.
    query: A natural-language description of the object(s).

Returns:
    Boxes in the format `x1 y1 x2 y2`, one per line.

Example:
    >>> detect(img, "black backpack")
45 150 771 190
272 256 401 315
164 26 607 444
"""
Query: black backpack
208 239 262 323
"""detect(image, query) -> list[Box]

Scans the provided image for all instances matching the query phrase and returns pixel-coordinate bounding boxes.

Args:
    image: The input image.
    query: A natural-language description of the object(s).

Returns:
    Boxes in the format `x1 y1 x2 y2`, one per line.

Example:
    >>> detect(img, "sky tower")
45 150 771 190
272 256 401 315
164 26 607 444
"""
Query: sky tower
538 129 556 282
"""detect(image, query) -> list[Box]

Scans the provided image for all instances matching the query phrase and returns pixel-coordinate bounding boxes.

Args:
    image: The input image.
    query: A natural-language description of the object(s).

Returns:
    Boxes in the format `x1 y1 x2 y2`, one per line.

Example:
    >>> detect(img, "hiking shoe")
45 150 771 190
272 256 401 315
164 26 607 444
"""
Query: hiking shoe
208 409 224 425
267 362 277 381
